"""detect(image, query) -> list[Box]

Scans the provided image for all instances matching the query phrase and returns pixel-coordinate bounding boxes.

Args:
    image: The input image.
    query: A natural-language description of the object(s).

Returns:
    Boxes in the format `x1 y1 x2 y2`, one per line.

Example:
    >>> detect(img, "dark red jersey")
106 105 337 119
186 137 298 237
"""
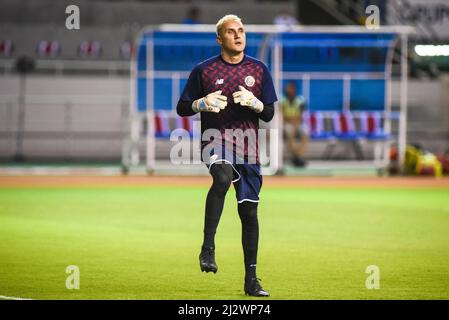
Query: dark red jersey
179 54 277 164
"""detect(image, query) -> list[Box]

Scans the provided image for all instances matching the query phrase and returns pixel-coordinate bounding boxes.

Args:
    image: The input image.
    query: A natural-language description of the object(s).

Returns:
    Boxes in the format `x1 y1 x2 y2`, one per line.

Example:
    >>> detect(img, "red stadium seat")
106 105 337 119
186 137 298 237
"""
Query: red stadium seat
0 40 14 57
36 40 61 57
303 111 333 140
326 112 364 159
78 41 102 58
332 111 359 140
359 112 390 140
154 111 171 138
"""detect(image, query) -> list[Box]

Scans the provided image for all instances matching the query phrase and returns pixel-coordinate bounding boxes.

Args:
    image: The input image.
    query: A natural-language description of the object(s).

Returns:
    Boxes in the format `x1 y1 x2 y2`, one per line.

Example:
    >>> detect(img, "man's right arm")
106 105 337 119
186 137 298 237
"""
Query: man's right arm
177 66 227 117
178 90 227 116
177 66 202 117
176 100 197 117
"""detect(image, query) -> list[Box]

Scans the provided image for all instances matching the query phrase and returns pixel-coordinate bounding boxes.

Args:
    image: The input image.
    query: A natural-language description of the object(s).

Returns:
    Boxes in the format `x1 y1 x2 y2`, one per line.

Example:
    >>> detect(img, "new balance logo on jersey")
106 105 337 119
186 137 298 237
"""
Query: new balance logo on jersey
215 79 224 85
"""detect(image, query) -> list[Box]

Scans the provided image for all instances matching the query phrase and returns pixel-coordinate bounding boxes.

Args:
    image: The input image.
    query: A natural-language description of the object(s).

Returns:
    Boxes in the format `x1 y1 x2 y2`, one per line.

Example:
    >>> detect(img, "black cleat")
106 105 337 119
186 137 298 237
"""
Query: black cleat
199 246 218 273
244 278 270 297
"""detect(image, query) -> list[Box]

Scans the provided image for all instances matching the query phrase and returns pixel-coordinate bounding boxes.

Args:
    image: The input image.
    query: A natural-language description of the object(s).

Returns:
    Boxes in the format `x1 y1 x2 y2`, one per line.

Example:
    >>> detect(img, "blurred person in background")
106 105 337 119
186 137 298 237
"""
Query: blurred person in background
182 6 203 24
281 82 308 167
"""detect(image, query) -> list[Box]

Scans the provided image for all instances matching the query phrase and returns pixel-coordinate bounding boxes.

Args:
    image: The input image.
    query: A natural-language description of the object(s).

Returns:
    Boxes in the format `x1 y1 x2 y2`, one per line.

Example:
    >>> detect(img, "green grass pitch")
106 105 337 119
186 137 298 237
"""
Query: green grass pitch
1 185 448 299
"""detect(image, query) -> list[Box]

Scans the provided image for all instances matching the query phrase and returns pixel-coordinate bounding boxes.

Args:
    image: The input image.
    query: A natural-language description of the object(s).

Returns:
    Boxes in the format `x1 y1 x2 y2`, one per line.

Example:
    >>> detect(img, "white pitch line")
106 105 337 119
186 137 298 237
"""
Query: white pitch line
0 295 33 300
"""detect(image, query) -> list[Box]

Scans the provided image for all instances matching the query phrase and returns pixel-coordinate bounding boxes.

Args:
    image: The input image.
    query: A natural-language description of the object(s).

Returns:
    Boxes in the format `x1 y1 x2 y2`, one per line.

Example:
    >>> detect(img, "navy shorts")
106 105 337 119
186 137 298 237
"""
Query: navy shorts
204 144 262 204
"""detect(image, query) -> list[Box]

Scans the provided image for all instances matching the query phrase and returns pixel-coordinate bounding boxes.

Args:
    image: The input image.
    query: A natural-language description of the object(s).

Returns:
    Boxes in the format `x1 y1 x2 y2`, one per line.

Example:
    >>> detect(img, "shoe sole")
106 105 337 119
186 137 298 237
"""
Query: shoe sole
200 265 217 273
245 292 270 297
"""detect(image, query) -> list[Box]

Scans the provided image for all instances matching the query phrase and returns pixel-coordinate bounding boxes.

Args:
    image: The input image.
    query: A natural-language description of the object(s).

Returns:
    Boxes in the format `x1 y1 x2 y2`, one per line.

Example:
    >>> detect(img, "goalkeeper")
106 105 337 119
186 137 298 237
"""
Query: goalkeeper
176 14 277 297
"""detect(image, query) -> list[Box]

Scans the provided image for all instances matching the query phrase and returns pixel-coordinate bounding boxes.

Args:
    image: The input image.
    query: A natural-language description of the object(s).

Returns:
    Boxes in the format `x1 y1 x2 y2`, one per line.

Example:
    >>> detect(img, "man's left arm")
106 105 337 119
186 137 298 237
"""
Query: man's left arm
232 85 274 122
258 103 274 122
256 64 277 122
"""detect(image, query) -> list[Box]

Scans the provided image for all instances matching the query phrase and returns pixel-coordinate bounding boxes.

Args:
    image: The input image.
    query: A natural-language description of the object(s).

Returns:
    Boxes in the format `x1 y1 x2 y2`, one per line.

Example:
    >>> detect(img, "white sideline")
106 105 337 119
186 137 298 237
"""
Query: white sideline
0 295 33 300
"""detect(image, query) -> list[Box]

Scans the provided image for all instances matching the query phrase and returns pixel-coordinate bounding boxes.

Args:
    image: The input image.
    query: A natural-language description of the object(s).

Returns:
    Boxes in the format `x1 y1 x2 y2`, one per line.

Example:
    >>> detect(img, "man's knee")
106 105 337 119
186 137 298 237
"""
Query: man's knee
210 163 233 194
238 201 258 222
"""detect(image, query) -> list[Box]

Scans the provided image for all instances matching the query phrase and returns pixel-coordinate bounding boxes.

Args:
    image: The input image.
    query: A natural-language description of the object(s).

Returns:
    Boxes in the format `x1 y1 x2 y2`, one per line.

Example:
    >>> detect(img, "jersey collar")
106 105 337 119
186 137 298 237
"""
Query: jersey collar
219 53 246 66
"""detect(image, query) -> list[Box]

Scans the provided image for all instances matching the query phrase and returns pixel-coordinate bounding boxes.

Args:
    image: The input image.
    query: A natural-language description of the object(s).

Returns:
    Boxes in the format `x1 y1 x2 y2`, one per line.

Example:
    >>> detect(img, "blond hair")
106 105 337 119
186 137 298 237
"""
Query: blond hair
216 14 242 36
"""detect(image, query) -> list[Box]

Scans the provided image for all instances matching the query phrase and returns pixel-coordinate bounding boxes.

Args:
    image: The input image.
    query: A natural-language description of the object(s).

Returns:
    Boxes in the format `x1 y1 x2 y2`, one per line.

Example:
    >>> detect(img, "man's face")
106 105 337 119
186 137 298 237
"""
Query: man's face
217 20 246 54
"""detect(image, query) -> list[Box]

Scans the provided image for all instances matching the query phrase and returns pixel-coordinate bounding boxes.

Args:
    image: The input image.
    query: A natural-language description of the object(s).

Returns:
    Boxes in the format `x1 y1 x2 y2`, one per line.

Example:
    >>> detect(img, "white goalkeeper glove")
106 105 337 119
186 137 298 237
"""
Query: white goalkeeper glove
192 90 227 113
232 85 264 113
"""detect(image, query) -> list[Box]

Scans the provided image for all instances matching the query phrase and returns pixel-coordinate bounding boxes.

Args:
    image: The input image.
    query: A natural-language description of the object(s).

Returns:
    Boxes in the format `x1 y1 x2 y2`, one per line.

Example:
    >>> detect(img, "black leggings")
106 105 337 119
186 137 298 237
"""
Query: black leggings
202 163 233 248
203 162 259 278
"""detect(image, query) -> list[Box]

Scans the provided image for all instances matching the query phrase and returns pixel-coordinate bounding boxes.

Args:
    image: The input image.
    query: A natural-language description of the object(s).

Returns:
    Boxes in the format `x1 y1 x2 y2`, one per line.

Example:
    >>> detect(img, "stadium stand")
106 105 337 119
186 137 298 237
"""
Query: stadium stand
0 0 448 168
